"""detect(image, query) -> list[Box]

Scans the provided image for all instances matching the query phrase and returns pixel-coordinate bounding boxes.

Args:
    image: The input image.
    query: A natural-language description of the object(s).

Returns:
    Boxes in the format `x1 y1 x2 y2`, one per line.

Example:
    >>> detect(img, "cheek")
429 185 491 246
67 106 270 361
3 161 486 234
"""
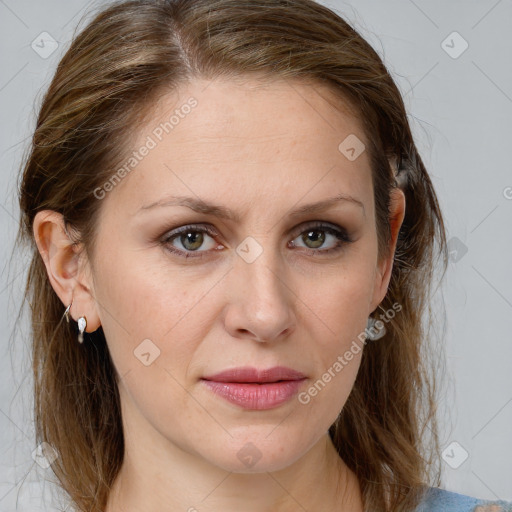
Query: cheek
298 350 362 428
93 246 223 377
300 251 377 339
296 275 368 426
93 250 215 436
293 252 375 414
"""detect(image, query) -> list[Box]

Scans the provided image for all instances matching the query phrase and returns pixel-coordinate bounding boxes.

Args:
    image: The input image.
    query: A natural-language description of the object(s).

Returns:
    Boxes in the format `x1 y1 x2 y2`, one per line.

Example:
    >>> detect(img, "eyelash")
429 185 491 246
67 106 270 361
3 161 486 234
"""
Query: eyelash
159 221 354 260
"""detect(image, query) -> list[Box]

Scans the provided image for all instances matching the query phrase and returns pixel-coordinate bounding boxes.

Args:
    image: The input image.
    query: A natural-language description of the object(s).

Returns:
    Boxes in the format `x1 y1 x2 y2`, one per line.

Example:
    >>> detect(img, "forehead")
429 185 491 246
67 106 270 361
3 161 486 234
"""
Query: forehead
164 77 358 134
107 76 373 218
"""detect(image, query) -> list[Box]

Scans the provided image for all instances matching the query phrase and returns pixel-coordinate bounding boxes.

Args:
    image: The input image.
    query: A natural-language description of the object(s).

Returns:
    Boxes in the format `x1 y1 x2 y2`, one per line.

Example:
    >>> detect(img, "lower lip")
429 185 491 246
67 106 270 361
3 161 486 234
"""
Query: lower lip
201 379 306 410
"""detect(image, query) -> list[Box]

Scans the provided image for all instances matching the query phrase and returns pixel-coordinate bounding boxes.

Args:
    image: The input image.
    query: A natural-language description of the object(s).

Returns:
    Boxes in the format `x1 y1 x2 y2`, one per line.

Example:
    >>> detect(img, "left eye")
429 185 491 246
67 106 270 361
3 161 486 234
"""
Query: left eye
161 222 352 259
290 226 347 251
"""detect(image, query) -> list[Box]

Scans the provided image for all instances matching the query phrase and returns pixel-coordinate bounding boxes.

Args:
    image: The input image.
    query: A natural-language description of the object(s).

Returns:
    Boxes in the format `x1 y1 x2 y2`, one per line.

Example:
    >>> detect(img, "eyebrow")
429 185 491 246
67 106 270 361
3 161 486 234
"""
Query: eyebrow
138 193 365 221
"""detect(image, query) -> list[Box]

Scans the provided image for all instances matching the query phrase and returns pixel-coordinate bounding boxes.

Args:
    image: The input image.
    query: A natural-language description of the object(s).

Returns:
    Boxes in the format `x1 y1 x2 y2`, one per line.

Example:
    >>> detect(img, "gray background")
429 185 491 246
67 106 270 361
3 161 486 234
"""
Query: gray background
1 0 511 510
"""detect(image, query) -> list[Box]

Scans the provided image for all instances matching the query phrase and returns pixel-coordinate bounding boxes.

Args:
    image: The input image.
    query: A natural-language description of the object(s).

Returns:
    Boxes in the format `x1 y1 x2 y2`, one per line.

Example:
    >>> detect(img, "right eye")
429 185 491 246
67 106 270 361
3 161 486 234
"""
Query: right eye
161 224 224 259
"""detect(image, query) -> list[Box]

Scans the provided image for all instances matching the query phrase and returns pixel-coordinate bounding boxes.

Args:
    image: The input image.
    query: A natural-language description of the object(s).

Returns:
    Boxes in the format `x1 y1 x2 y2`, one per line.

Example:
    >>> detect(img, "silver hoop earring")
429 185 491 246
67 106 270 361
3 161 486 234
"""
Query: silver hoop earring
366 316 386 341
78 316 87 344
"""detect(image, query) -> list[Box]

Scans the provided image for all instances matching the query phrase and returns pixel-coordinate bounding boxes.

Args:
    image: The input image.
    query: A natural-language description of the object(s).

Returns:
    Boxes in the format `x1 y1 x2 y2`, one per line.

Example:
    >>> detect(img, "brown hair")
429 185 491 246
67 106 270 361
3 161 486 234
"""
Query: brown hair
16 0 449 510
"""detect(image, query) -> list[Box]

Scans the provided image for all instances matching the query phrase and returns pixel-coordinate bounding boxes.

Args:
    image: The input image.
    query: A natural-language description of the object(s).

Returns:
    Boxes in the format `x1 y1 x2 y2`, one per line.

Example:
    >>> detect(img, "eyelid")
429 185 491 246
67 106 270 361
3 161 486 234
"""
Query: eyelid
288 220 351 240
162 223 218 241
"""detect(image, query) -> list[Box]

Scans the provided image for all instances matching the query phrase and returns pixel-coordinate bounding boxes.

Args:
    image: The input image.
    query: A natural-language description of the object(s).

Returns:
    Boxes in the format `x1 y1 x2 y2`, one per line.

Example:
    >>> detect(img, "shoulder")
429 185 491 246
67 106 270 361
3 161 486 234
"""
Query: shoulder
414 487 512 512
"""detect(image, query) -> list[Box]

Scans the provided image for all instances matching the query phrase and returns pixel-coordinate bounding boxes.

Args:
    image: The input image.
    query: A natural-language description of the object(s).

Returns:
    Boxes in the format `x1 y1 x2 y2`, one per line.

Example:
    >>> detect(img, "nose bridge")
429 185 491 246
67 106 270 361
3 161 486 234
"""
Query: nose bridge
238 235 290 306
225 234 296 341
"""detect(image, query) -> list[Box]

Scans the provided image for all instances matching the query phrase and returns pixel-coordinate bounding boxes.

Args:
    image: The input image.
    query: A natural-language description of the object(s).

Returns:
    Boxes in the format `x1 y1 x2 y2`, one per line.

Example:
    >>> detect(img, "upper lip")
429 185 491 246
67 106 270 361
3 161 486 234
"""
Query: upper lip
202 366 306 383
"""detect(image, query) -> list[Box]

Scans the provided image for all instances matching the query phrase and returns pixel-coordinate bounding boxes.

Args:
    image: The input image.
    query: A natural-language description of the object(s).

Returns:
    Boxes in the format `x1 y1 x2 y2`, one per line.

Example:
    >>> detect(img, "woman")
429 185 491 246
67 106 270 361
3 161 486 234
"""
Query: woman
16 0 512 511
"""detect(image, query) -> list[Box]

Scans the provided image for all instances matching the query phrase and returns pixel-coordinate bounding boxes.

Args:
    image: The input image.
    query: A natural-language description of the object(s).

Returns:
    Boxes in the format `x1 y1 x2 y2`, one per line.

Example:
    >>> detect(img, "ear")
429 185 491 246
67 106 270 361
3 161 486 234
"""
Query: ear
32 210 101 333
369 187 406 313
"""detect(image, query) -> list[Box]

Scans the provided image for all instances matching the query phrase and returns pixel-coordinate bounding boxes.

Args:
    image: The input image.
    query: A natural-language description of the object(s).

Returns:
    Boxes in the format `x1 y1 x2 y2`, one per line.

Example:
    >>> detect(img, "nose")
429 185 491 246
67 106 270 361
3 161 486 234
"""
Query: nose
222 248 297 343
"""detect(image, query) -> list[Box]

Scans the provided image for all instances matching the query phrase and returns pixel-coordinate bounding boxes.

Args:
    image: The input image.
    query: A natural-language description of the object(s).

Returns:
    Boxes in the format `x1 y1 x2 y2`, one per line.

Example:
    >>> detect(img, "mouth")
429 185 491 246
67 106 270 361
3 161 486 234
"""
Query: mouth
200 366 307 410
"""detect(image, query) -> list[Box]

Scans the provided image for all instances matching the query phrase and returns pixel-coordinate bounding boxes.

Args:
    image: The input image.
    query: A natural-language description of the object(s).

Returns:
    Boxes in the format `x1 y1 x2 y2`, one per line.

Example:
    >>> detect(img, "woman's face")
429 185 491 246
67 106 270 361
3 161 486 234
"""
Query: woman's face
63 77 404 472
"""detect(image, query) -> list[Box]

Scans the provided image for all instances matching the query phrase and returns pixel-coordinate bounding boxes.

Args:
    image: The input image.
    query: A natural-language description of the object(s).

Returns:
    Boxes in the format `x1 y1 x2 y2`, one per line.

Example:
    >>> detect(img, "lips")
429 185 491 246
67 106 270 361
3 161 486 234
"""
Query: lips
201 366 307 410
202 366 306 383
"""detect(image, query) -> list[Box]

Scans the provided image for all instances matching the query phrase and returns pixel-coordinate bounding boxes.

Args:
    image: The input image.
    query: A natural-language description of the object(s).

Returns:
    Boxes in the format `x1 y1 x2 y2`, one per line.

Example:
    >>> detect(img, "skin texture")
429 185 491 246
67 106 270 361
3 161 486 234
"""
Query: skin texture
33 77 405 512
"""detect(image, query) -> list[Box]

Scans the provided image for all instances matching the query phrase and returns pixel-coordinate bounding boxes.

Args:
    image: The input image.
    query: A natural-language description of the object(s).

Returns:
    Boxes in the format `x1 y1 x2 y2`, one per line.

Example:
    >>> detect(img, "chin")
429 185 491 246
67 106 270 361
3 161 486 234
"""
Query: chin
198 432 310 474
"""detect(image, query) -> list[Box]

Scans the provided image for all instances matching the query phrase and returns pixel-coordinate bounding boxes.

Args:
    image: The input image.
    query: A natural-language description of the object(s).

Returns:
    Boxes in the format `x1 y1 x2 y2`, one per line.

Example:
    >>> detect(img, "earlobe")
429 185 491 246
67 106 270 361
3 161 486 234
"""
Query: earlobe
32 210 101 333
